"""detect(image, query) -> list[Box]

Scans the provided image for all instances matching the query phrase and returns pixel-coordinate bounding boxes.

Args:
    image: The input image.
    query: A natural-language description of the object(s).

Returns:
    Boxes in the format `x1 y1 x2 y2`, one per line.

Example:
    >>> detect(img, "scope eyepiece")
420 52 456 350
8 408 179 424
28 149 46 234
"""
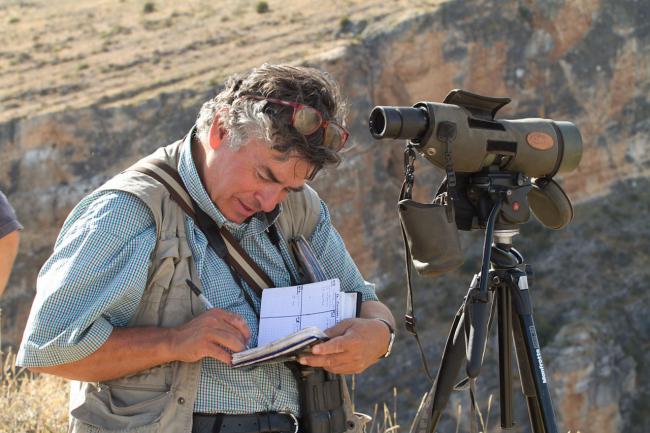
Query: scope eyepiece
369 106 429 140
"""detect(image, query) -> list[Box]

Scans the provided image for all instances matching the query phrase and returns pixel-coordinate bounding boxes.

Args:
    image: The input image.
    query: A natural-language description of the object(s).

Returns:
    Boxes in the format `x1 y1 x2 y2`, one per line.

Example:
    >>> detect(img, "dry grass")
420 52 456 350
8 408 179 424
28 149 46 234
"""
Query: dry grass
0 350 68 433
366 386 400 433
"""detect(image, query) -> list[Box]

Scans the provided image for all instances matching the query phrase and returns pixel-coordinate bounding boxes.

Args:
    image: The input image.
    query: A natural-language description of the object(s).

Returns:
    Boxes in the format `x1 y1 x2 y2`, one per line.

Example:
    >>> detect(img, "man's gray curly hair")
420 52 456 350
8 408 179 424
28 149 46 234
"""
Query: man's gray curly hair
195 64 348 172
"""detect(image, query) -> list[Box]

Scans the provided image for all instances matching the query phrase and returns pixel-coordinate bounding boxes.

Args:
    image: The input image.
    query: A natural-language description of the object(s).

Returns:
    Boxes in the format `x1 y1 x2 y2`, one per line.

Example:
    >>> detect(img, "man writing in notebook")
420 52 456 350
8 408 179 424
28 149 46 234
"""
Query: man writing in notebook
18 64 395 433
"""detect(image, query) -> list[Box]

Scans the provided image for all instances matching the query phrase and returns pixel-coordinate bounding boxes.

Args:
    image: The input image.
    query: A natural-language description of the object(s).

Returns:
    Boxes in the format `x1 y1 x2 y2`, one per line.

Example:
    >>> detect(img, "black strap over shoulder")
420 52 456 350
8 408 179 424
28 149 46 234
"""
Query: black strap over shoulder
128 159 274 298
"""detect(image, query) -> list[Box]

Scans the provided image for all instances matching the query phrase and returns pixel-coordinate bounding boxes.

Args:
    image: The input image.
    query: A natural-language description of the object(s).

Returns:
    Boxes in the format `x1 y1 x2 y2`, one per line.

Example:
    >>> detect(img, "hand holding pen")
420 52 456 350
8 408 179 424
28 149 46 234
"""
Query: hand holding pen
168 279 251 363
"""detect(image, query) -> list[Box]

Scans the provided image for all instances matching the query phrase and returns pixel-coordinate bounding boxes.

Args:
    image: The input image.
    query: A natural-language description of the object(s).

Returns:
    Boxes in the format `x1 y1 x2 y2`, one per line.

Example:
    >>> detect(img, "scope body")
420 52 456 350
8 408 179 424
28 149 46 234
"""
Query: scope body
369 101 582 178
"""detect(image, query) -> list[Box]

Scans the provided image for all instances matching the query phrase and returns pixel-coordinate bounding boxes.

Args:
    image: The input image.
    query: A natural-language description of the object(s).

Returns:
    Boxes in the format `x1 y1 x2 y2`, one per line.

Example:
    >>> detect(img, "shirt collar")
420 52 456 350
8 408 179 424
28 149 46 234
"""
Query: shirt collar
177 128 281 238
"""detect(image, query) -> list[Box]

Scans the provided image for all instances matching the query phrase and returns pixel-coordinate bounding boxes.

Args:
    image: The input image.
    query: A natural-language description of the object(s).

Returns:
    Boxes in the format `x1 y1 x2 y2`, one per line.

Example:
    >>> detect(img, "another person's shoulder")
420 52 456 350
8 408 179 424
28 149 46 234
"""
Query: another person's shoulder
0 190 23 238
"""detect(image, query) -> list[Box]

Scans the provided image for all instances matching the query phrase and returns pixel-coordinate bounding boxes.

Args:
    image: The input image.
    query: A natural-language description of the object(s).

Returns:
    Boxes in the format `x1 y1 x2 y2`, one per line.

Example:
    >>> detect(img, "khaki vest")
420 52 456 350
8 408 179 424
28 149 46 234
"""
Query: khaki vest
67 139 366 433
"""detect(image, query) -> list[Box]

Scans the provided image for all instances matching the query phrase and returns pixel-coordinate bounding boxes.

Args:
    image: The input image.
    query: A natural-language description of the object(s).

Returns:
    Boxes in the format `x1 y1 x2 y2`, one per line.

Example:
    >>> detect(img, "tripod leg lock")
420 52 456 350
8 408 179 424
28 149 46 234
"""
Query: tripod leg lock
468 287 490 303
466 274 490 303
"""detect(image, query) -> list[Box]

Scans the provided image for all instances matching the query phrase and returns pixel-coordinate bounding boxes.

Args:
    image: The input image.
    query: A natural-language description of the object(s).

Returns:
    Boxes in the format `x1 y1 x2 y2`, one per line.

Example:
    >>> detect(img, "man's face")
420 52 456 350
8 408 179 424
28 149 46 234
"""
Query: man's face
202 136 314 224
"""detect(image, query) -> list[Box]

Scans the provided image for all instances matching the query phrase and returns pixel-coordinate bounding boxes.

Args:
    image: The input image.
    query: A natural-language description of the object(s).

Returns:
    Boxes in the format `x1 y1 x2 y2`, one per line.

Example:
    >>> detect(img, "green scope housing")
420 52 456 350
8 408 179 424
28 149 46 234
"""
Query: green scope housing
369 90 582 178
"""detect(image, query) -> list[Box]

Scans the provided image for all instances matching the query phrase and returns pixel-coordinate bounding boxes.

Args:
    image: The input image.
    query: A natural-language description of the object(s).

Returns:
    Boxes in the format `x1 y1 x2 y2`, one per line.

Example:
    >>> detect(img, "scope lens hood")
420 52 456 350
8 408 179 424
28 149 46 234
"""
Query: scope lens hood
529 178 573 229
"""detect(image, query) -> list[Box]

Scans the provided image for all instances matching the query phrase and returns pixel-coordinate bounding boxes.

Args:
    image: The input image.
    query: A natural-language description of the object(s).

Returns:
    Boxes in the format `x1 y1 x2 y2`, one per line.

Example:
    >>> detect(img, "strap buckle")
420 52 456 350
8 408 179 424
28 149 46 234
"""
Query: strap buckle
279 412 299 433
404 315 417 335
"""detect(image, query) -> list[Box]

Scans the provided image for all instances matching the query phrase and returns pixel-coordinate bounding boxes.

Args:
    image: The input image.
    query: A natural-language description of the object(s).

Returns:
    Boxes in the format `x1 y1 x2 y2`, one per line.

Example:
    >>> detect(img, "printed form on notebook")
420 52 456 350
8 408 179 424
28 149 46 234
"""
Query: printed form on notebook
258 278 359 346
232 278 360 367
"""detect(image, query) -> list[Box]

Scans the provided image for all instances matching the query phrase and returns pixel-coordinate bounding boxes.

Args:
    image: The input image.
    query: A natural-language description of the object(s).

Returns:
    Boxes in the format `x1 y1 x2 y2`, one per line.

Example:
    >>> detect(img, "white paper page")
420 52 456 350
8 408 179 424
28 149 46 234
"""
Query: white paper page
300 310 337 330
257 279 341 347
336 292 358 321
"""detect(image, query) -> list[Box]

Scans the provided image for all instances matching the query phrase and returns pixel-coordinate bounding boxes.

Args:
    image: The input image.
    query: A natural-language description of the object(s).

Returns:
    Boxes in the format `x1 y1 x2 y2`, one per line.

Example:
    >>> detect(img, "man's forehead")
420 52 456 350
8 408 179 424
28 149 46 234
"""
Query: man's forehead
263 153 314 183
242 138 314 182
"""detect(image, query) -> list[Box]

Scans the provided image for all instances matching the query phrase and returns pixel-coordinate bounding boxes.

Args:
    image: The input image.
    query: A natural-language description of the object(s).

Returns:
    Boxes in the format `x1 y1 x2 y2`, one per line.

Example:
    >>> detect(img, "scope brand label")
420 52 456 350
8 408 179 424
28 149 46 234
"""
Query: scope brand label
526 132 555 150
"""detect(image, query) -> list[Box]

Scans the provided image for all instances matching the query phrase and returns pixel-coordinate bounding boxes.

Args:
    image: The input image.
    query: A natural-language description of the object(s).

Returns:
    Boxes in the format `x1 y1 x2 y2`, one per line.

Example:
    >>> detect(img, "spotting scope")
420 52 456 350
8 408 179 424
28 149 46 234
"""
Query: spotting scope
369 89 582 178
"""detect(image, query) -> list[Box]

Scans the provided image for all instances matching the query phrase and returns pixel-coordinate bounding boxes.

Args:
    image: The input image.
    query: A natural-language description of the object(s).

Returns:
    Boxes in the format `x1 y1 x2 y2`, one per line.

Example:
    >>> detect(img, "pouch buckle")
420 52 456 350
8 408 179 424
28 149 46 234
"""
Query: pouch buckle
279 411 299 433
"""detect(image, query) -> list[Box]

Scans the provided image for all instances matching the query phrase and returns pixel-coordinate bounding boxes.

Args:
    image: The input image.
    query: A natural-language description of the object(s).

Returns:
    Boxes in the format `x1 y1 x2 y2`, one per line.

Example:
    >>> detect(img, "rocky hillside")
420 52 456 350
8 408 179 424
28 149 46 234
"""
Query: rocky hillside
1 1 648 432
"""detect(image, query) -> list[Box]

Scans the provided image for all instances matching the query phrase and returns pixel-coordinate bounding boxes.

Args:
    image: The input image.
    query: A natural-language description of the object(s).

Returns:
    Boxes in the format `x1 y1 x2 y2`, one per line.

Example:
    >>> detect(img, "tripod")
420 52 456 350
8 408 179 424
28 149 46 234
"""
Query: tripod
410 196 559 433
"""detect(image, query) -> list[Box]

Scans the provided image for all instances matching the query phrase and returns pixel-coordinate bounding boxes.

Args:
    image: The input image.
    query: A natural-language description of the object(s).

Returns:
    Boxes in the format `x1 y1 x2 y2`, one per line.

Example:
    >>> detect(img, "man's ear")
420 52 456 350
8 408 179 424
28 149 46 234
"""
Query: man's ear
208 112 227 150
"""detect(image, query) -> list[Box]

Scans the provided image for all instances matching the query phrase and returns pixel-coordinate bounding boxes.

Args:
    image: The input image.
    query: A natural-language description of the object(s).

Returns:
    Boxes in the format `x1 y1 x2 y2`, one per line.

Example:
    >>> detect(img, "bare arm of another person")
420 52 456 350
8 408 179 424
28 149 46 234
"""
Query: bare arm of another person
30 307 251 382
0 230 20 297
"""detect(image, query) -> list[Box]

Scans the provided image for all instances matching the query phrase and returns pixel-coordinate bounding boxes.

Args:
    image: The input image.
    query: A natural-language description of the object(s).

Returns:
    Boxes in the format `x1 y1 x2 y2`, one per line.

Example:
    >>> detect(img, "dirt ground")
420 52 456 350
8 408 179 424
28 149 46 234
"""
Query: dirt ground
0 0 441 123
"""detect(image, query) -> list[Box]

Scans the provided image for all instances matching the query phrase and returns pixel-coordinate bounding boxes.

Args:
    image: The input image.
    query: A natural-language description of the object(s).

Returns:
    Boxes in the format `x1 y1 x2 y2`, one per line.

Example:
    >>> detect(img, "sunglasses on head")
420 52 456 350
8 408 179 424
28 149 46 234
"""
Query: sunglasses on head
248 95 349 151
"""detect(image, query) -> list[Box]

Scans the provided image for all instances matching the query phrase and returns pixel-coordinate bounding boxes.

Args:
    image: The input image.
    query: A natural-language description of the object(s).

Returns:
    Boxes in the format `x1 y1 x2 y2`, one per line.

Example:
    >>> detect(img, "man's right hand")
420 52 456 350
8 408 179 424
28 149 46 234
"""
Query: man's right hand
170 308 251 364
29 309 250 382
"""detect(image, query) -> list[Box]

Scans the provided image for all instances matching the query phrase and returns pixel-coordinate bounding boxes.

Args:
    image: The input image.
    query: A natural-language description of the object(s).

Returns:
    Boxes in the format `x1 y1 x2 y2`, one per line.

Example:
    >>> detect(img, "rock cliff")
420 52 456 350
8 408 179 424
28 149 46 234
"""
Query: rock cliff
1 1 648 432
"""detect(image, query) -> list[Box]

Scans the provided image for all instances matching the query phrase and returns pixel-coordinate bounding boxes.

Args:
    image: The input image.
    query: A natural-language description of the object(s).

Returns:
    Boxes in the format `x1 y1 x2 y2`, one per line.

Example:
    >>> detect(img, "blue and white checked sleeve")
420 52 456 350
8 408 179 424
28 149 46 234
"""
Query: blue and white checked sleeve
309 201 378 302
17 191 157 367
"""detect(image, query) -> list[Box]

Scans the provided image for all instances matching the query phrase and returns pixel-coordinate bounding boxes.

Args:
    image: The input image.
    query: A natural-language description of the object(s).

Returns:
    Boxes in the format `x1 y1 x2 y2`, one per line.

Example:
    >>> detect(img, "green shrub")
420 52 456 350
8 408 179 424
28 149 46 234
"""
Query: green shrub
143 2 155 13
256 1 269 14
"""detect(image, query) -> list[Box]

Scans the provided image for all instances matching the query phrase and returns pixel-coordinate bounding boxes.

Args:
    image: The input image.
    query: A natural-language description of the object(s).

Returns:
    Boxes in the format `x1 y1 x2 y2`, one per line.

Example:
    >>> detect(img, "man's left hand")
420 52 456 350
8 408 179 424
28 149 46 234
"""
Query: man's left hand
297 318 390 374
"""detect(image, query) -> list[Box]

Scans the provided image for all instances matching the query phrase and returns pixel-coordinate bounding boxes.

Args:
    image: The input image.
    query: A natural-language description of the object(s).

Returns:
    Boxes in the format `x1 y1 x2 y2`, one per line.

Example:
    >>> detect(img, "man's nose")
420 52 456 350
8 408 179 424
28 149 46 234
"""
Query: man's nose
255 187 287 213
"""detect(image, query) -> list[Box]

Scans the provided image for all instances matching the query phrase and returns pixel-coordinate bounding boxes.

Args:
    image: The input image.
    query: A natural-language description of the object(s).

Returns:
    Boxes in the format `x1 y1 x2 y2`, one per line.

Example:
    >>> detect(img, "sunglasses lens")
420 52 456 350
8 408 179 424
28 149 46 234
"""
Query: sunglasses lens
293 106 322 135
323 124 346 150
255 96 349 150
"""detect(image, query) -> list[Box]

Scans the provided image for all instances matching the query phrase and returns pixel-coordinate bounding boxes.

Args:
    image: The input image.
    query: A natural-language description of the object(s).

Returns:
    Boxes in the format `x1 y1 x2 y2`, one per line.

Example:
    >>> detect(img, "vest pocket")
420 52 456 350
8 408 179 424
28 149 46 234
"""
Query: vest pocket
140 236 194 328
107 382 170 411
71 365 173 432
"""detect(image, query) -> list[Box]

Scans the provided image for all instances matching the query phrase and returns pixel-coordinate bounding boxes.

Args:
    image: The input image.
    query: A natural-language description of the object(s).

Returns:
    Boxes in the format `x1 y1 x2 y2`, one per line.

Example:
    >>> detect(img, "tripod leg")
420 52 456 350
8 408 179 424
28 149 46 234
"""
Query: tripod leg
466 273 494 379
496 284 515 429
409 303 467 433
510 274 559 433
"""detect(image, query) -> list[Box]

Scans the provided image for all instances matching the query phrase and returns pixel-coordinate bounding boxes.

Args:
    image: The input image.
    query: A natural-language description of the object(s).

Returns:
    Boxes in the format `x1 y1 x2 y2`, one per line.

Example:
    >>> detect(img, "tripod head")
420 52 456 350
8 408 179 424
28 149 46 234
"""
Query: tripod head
447 167 533 232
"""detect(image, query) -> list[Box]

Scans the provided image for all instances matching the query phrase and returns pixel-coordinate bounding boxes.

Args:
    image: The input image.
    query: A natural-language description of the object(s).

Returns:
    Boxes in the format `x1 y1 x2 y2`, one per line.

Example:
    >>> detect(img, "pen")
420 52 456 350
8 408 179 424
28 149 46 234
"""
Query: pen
186 279 214 310
186 279 252 350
